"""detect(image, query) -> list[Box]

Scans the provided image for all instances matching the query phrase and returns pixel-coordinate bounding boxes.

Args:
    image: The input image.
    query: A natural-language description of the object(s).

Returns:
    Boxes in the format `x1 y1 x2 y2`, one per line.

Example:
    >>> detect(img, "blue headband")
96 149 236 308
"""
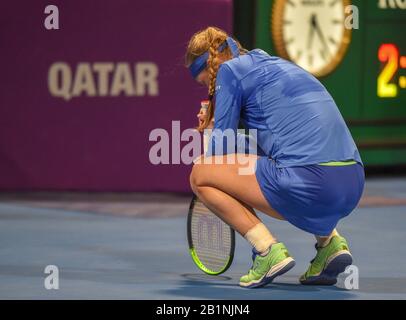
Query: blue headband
189 37 240 79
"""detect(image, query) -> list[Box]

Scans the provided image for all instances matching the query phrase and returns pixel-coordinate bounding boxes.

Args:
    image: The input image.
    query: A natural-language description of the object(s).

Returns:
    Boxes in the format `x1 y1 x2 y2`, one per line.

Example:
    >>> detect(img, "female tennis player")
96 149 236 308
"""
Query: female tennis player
186 27 365 288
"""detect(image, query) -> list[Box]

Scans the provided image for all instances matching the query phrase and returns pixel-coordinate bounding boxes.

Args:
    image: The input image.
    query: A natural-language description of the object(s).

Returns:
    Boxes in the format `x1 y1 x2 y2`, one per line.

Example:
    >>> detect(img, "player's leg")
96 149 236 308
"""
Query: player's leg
190 154 283 236
191 154 284 226
299 163 364 285
190 154 295 288
300 229 353 285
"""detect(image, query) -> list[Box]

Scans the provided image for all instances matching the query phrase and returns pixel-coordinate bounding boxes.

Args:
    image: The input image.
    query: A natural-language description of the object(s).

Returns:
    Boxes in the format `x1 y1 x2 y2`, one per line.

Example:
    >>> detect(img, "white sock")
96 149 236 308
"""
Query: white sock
318 229 340 248
244 223 276 255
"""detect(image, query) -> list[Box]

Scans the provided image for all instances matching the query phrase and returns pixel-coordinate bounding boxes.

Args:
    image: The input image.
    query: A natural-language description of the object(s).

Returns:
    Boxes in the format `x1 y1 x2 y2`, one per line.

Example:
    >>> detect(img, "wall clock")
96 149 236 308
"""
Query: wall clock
272 0 352 77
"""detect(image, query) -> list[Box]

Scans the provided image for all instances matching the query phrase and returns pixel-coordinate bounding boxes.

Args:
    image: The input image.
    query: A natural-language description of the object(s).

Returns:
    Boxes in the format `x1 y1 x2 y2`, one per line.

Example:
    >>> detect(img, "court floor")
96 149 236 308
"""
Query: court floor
0 177 405 300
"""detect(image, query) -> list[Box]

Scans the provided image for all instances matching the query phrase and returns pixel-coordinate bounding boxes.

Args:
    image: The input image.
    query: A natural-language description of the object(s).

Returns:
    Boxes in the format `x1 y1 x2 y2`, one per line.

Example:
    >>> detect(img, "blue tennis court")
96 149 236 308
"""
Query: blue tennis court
2 0 406 304
0 177 405 300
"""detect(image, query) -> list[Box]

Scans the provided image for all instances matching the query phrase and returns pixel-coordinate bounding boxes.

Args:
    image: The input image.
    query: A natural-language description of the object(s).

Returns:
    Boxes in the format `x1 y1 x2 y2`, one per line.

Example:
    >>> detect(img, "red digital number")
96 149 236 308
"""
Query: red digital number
377 44 399 98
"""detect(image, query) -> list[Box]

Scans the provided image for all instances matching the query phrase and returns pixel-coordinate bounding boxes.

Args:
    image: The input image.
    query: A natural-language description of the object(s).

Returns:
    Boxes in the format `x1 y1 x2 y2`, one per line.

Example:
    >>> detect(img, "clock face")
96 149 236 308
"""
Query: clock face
272 0 352 77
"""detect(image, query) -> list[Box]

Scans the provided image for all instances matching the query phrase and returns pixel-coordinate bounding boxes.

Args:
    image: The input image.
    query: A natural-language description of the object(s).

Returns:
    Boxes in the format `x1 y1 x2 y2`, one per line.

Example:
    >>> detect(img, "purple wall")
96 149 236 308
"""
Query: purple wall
0 0 232 192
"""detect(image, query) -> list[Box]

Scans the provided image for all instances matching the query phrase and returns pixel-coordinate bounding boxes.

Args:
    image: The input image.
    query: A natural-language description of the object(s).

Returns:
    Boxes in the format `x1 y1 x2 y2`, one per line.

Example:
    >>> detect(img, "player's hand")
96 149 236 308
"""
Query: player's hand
197 108 206 127
197 105 214 129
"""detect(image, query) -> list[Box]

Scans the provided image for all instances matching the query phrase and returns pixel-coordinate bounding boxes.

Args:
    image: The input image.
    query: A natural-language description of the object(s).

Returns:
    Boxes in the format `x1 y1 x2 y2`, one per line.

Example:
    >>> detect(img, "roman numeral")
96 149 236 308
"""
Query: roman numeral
329 37 337 45
320 50 327 61
308 54 313 66
295 50 303 61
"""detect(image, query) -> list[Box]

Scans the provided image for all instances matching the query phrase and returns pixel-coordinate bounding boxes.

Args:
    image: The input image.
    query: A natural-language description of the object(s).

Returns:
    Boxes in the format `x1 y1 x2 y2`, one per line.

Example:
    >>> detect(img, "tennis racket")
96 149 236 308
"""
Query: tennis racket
187 101 236 275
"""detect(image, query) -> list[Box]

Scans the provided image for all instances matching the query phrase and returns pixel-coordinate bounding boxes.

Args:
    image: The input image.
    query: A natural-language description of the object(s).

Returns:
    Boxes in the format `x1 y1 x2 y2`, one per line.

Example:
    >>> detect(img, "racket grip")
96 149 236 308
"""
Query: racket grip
203 129 212 154
201 100 212 155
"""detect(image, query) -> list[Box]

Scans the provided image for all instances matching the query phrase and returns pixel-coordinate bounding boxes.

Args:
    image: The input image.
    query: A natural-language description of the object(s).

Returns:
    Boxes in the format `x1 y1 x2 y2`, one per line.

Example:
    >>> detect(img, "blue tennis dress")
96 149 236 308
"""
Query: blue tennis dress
206 49 365 236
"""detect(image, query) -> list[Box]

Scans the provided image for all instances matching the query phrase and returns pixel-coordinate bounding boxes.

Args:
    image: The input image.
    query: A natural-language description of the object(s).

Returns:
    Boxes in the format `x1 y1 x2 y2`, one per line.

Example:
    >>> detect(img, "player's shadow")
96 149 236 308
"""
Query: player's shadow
156 273 355 300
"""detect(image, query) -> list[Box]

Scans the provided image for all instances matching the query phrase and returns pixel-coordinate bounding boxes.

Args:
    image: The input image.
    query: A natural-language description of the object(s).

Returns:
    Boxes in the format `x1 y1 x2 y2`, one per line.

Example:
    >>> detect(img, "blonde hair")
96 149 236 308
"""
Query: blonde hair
185 27 245 132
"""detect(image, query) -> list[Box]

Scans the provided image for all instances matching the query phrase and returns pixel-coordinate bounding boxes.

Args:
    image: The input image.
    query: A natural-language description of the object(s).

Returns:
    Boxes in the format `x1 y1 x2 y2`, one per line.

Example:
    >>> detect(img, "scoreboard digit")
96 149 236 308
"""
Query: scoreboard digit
378 44 405 98
254 0 406 166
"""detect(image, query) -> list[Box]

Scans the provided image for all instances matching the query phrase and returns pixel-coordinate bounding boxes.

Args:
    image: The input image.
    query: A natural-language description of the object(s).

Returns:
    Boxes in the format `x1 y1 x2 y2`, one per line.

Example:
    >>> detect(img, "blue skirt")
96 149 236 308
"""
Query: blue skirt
255 158 365 236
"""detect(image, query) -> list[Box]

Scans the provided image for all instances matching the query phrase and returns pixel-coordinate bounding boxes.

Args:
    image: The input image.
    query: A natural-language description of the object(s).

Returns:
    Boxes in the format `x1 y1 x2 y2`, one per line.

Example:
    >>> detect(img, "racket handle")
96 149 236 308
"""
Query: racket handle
200 100 209 111
203 130 212 154
201 100 212 154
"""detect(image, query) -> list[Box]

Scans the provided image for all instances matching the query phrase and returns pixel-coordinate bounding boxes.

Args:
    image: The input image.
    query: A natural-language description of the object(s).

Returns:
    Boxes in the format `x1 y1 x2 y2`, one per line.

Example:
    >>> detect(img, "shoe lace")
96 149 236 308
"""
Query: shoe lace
248 248 261 274
307 243 324 274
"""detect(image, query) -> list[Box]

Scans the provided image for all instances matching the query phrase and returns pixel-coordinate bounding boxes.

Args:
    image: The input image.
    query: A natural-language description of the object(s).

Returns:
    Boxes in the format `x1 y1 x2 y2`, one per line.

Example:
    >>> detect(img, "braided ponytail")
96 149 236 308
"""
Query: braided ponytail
185 27 246 132
202 37 224 131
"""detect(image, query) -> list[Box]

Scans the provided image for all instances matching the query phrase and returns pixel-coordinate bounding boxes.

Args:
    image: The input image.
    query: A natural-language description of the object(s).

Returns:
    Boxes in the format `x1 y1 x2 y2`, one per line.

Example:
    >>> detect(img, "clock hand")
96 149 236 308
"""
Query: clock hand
307 14 316 50
313 15 331 57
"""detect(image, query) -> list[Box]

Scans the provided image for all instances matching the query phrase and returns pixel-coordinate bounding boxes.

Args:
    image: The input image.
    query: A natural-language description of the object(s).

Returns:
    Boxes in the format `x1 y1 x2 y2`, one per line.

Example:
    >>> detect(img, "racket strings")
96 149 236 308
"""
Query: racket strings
190 200 232 272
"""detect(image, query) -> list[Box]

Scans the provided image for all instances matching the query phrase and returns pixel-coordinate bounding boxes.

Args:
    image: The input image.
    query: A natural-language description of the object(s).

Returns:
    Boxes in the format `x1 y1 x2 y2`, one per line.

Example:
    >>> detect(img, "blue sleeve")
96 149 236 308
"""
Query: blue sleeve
236 133 267 156
206 64 243 156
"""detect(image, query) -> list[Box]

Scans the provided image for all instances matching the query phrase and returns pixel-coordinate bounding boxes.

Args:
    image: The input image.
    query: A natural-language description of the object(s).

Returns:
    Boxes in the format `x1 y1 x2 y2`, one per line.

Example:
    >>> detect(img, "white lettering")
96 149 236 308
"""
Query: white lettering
48 62 159 100
44 265 59 290
44 5 59 30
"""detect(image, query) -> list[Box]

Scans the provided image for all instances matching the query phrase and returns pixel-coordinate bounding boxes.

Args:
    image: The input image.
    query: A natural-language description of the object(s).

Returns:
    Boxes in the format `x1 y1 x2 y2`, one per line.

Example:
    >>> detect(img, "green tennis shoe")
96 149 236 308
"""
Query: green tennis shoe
300 235 353 285
239 243 295 288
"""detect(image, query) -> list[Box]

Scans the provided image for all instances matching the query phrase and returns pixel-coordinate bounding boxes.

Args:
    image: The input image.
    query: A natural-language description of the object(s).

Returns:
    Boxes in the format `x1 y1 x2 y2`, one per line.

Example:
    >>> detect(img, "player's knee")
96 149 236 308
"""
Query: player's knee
190 164 204 193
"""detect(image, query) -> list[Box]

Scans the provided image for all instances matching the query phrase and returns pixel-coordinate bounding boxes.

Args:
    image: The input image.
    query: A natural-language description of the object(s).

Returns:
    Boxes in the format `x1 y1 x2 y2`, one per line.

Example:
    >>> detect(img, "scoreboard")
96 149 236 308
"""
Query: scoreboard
364 1 405 117
254 0 406 166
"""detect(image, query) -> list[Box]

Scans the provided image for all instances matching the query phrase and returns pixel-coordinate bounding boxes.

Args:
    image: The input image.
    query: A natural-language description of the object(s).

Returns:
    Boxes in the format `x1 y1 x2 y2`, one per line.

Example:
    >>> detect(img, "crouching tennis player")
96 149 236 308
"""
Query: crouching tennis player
186 27 365 288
